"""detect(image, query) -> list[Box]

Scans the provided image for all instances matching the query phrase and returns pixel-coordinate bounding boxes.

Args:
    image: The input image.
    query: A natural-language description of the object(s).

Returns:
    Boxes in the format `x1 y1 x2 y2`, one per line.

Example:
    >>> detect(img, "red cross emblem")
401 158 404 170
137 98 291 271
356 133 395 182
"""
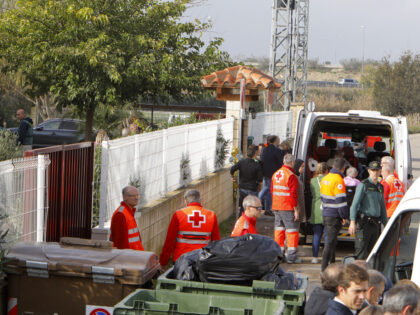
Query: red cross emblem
188 210 206 228
394 180 402 191
274 170 284 183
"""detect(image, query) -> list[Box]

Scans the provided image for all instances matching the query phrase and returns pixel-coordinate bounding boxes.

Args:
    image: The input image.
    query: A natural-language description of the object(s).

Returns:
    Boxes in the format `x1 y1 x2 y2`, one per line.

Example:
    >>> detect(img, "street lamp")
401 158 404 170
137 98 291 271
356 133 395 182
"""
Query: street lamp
360 25 366 78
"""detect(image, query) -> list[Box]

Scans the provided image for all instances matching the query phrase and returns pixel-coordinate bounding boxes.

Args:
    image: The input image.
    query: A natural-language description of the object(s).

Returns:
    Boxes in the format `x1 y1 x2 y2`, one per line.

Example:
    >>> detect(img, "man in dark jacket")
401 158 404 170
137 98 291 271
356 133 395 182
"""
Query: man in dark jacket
305 262 343 315
326 263 369 315
258 135 284 214
230 146 263 216
16 108 33 150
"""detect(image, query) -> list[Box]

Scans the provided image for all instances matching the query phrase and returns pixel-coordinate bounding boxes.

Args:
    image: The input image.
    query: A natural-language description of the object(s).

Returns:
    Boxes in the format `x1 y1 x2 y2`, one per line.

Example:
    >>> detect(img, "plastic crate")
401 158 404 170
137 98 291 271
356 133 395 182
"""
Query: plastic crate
113 288 285 315
154 269 306 315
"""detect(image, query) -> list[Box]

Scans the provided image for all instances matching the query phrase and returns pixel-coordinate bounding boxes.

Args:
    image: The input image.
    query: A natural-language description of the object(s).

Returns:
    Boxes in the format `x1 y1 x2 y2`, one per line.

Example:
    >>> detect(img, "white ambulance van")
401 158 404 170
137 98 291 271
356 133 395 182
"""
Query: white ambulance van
293 108 413 241
366 177 420 285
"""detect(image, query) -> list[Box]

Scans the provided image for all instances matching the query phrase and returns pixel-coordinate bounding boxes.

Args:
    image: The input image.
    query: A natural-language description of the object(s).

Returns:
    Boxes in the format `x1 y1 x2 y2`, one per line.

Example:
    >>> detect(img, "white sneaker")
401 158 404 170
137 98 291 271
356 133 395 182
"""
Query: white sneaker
311 258 319 264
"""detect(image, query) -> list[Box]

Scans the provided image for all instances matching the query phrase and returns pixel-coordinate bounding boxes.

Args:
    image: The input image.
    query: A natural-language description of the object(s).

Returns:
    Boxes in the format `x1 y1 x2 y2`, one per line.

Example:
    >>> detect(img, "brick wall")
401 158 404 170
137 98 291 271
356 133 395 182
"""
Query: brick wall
137 166 234 254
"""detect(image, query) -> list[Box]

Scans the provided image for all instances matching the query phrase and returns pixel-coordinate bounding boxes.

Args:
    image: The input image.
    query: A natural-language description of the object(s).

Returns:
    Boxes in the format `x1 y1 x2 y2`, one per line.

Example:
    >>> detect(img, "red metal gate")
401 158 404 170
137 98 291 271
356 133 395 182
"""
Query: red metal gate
25 142 94 241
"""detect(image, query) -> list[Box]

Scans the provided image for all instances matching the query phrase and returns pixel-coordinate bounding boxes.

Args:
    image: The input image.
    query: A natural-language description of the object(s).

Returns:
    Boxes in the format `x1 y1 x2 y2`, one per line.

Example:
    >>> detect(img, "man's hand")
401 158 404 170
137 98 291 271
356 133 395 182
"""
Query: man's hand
342 219 349 225
348 221 357 236
231 176 236 183
293 208 299 221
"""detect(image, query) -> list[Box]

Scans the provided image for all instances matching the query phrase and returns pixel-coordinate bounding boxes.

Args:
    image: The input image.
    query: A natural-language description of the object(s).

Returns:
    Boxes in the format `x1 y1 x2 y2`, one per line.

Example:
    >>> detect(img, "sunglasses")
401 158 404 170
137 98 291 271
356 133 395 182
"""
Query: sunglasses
250 206 263 211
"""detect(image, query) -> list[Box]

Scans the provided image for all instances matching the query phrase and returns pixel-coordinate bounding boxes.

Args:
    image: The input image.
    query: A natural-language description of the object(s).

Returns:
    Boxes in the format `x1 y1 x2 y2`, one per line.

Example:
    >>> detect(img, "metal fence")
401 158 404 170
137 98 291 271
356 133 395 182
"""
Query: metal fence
247 111 293 144
25 143 95 241
0 156 50 248
95 118 234 227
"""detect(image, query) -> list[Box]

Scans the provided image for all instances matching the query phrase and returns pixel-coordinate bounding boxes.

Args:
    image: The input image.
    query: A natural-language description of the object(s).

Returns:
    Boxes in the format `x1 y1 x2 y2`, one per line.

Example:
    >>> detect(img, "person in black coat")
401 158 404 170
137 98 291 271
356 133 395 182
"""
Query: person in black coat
258 135 284 214
305 262 343 315
326 264 369 315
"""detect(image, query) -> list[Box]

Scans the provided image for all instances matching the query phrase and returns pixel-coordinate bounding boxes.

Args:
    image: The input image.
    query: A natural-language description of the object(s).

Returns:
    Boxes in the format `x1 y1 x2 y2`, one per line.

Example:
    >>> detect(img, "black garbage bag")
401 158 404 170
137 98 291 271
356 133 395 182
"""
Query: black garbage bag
261 266 299 290
197 234 283 285
172 249 200 281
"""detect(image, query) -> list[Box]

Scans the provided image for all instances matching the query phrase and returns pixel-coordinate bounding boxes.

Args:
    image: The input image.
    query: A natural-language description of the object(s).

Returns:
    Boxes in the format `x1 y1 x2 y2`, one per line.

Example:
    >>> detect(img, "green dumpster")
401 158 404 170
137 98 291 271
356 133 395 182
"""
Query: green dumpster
113 289 285 315
158 269 306 315
114 268 307 315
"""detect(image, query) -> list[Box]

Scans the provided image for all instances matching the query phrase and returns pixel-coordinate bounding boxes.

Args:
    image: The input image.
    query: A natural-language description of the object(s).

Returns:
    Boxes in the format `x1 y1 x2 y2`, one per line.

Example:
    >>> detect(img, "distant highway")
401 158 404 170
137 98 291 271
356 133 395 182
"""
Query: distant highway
304 80 361 88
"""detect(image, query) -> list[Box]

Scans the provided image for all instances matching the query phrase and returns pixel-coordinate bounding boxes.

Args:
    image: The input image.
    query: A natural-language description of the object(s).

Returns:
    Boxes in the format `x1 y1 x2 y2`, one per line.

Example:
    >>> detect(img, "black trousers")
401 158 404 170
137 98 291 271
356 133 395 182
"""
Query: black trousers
321 216 342 271
355 221 381 259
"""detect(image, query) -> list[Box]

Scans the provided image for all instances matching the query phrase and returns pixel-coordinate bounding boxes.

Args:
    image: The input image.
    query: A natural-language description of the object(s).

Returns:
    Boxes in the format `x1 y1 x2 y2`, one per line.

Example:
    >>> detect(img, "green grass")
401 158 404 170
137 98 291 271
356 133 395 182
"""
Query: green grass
218 214 237 238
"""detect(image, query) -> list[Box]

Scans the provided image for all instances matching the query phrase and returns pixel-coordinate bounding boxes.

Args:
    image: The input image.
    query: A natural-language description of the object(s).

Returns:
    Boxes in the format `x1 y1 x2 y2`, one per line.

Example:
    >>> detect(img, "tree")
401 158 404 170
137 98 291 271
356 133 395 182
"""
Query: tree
366 53 420 116
0 0 232 140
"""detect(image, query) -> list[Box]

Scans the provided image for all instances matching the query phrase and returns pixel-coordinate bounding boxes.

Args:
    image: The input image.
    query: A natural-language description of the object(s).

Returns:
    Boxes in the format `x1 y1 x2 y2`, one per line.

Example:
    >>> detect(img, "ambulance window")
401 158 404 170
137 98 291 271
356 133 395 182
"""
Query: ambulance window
370 211 419 283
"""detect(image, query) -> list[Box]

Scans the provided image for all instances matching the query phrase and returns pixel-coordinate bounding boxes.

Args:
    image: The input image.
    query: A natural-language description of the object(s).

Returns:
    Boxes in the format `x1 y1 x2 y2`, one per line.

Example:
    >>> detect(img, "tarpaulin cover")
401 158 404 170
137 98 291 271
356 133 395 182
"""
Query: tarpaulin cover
173 249 200 281
261 266 298 290
196 234 283 285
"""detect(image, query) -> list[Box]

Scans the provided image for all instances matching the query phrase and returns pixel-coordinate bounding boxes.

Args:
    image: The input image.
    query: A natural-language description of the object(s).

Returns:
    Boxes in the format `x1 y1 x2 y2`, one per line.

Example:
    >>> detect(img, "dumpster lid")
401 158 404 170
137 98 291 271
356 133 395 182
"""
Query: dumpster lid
6 240 160 285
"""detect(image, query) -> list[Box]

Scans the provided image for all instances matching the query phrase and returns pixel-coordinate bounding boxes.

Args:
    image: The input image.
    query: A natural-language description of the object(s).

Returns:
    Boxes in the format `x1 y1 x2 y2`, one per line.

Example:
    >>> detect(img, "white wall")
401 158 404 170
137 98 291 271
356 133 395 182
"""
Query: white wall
99 118 234 225
247 111 293 144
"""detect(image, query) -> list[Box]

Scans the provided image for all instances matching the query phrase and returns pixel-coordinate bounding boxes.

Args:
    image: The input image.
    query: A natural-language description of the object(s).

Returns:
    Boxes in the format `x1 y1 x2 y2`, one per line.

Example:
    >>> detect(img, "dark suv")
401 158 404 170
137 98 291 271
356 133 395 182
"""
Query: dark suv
10 118 87 148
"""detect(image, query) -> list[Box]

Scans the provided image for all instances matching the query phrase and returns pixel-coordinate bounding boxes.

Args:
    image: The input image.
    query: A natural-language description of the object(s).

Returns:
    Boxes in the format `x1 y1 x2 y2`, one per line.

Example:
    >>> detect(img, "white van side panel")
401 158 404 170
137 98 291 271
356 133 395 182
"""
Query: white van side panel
411 221 420 286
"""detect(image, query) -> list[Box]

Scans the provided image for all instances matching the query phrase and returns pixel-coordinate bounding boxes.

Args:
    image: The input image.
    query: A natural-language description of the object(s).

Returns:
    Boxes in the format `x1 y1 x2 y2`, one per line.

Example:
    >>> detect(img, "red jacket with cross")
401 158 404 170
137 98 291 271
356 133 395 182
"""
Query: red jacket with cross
159 202 220 266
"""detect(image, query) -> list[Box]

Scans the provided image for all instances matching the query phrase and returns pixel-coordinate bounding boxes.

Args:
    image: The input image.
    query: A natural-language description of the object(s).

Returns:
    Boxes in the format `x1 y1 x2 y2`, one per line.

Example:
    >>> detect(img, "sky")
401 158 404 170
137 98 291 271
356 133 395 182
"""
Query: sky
185 0 420 63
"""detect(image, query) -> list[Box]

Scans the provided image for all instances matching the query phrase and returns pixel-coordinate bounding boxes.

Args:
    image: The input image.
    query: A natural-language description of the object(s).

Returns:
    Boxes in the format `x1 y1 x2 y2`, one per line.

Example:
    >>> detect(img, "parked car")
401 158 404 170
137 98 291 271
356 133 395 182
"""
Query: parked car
10 118 87 148
337 78 359 86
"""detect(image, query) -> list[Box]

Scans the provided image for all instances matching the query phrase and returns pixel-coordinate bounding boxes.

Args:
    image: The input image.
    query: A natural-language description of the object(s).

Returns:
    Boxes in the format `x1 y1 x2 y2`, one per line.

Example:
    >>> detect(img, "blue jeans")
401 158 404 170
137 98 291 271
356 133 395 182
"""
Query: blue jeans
239 189 258 216
258 177 272 211
312 224 327 257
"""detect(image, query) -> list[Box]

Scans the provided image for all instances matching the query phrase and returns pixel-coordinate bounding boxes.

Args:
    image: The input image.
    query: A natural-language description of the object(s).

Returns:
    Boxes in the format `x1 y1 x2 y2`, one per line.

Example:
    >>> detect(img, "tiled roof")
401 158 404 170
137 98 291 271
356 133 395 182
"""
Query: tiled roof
201 65 281 90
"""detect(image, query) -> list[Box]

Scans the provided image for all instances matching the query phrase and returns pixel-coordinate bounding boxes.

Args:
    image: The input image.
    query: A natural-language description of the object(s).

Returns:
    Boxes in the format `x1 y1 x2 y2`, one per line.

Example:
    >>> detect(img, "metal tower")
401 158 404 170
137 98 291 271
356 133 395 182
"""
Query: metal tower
269 0 309 110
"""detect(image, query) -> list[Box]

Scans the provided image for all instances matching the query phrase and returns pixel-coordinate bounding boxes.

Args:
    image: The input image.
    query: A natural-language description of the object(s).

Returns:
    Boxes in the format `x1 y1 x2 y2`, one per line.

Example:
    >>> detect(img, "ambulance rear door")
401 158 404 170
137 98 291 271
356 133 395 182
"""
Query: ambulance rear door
391 116 412 190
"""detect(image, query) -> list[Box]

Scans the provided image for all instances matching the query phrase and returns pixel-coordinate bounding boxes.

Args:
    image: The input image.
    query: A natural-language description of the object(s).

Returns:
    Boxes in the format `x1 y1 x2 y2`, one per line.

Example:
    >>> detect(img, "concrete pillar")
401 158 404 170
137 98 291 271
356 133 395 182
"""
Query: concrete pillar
290 102 304 138
226 101 250 154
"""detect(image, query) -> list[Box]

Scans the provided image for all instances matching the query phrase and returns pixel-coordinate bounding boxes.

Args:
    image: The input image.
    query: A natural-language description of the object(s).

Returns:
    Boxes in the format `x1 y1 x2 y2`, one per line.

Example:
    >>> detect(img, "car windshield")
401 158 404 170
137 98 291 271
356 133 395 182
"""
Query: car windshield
368 211 420 282
40 120 61 130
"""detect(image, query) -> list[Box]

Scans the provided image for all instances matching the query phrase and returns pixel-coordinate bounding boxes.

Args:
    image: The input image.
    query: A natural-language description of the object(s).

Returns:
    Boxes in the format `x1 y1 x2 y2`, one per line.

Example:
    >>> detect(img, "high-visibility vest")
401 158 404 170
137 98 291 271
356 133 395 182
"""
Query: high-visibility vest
320 172 348 218
272 166 296 210
110 205 144 251
231 214 257 237
384 175 404 218
173 205 217 261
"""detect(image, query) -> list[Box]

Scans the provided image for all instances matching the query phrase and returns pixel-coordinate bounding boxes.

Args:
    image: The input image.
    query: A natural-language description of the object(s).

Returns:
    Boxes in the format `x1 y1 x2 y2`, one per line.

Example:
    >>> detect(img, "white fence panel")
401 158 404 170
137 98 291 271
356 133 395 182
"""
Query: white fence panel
0 156 50 247
99 118 234 225
247 111 293 144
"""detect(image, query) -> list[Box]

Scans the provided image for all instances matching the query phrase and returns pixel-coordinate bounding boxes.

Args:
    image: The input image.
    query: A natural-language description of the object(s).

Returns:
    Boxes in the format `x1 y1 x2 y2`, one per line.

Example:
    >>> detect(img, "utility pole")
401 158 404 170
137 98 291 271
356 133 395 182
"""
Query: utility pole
269 0 309 110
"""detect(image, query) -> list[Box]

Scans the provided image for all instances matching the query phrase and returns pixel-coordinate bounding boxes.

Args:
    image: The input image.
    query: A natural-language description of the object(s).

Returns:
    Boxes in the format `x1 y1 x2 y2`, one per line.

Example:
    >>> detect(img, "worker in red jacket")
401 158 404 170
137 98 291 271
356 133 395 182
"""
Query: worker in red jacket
231 195 264 237
271 153 300 264
110 186 144 250
159 189 220 266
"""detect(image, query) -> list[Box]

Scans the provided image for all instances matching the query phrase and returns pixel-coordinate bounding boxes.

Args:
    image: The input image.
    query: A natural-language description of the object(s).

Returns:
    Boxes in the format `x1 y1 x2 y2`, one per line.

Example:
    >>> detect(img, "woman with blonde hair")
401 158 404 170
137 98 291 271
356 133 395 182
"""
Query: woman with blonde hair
280 140 292 154
310 162 329 264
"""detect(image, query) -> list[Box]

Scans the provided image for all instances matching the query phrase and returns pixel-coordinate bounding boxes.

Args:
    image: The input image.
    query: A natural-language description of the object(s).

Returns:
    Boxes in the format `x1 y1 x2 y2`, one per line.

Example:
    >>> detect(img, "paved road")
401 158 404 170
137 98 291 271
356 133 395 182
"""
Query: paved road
256 134 420 299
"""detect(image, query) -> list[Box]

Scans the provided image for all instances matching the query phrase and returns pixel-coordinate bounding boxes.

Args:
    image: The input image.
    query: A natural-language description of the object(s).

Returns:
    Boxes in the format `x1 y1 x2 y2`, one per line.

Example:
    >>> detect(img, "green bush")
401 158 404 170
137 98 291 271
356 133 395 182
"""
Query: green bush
0 129 23 162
